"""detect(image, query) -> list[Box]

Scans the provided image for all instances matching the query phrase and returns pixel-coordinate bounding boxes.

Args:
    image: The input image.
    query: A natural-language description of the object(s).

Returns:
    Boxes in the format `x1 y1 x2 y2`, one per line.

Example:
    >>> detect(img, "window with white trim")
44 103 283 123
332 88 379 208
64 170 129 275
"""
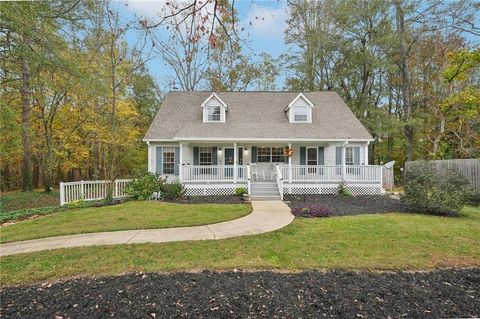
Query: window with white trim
206 106 221 122
199 147 212 165
257 147 271 163
257 147 285 163
271 147 285 162
345 147 354 165
163 147 175 174
293 106 309 122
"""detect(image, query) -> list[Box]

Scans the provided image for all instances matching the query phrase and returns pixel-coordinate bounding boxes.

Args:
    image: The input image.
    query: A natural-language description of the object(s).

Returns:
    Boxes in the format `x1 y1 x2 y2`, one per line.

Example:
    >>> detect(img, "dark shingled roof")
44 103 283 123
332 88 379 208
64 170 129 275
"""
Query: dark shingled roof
144 91 373 141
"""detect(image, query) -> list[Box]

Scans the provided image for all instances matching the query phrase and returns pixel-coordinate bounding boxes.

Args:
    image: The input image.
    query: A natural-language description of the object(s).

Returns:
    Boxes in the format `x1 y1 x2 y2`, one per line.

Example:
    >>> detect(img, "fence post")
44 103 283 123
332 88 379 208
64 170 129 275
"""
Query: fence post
114 179 118 198
59 182 65 206
80 180 85 199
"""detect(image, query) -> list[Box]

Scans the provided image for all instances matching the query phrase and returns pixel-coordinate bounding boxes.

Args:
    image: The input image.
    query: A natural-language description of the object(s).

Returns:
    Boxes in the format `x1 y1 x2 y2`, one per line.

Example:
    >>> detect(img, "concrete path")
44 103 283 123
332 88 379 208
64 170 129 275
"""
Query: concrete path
0 201 293 257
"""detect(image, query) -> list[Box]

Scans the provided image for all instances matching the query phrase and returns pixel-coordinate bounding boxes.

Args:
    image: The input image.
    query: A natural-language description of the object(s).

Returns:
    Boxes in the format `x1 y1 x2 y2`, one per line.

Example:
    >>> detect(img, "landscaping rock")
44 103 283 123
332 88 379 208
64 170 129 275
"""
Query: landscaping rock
1 269 479 318
285 194 410 216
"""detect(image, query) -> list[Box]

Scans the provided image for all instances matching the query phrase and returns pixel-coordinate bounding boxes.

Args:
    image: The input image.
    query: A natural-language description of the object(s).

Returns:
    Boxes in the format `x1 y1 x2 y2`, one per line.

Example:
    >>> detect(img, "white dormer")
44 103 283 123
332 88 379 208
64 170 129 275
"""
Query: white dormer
202 92 227 123
284 93 314 123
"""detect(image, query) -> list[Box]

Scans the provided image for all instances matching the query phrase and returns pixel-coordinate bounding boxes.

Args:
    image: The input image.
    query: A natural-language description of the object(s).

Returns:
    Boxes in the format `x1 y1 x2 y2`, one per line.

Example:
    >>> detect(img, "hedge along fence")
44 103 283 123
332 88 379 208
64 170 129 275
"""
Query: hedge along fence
59 179 132 206
405 159 480 190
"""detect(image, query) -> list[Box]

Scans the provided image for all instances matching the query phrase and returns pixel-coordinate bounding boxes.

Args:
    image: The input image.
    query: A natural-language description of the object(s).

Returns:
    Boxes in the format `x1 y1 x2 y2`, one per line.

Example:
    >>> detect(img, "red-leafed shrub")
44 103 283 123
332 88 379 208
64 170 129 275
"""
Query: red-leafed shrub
291 206 332 218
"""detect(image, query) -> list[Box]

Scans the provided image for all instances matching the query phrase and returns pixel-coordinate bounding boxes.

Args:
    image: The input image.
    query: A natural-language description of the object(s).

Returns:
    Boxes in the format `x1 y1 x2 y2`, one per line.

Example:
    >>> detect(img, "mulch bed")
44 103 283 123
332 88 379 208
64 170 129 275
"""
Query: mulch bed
285 194 410 216
165 195 244 204
1 269 478 318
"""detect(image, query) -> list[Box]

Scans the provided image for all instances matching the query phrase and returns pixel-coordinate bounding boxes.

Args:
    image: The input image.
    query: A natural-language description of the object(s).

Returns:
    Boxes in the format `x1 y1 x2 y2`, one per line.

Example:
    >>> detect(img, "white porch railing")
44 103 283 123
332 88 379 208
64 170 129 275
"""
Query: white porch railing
247 164 251 194
275 164 284 200
59 179 132 206
279 165 382 184
181 165 247 183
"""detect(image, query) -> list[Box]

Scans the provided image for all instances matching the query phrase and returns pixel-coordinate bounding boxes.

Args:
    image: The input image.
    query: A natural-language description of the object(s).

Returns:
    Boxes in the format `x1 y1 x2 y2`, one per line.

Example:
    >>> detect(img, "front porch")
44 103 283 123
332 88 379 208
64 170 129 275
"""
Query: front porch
148 141 390 198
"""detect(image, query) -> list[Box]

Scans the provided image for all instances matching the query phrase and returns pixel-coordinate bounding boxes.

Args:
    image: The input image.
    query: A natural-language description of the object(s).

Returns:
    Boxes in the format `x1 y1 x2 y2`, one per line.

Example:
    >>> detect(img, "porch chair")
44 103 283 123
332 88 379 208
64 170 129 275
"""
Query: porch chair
250 163 265 181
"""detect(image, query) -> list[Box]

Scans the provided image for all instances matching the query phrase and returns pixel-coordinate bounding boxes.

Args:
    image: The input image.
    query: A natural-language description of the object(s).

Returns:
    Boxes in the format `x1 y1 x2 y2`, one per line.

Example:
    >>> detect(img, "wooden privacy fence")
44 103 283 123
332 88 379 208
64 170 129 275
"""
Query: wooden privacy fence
59 179 132 206
382 167 394 191
405 159 480 190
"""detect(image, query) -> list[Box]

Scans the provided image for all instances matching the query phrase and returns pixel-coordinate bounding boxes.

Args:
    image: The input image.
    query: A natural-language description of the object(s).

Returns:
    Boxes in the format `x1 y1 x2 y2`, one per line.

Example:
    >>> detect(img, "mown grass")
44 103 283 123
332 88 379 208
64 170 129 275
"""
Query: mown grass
1 206 478 286
0 201 251 243
0 190 59 212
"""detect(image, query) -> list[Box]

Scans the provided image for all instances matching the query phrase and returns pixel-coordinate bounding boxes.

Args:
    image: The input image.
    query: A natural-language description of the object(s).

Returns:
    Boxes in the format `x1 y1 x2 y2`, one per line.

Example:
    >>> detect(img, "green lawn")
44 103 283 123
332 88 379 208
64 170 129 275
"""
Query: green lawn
1 206 478 286
0 201 251 243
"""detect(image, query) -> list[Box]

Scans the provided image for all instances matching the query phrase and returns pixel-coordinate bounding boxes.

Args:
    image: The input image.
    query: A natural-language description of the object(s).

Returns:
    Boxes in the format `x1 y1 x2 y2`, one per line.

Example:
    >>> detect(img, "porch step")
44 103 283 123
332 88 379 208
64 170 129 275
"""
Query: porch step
250 181 281 199
250 195 282 201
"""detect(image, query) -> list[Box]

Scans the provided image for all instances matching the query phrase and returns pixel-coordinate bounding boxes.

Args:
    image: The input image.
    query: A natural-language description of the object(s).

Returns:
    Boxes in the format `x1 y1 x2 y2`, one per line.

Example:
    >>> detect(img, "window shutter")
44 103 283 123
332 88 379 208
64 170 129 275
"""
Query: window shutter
336 147 342 165
318 147 324 165
212 147 218 165
354 147 360 165
156 147 163 175
174 147 180 175
251 146 257 163
193 147 199 165
300 147 306 165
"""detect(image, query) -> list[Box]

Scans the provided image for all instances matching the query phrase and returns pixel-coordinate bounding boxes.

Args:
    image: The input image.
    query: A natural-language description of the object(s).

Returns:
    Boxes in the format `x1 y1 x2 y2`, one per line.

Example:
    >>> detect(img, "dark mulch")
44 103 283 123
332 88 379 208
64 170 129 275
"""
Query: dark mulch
1 269 479 318
285 194 410 216
165 195 244 204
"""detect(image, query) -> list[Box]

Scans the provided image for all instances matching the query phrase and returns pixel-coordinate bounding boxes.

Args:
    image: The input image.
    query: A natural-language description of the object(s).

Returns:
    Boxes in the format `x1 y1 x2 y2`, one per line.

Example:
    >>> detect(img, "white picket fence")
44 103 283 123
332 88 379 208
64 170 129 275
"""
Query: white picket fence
59 179 132 206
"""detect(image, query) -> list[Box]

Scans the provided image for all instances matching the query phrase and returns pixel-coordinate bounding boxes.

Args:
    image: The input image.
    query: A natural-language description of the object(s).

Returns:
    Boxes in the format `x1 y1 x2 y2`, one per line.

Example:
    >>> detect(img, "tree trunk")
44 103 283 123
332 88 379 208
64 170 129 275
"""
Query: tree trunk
395 2 414 161
21 35 33 192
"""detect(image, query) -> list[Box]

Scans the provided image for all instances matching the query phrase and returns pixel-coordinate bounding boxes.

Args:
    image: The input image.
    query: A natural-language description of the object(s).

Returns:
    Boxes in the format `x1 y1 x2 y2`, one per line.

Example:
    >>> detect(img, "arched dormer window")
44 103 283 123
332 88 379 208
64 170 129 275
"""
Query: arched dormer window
284 93 314 123
201 92 227 123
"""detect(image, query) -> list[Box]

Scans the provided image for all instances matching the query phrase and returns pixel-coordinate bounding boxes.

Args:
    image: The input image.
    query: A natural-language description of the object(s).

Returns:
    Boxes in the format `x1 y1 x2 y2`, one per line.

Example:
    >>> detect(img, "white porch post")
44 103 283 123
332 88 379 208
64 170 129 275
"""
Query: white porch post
233 142 238 183
342 141 347 181
365 141 369 165
179 143 183 181
288 142 292 183
147 141 152 173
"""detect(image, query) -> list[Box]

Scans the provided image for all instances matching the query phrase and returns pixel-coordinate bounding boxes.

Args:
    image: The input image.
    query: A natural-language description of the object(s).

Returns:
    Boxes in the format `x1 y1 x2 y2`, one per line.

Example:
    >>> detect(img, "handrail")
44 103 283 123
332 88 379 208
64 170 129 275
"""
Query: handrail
246 164 251 195
275 164 284 200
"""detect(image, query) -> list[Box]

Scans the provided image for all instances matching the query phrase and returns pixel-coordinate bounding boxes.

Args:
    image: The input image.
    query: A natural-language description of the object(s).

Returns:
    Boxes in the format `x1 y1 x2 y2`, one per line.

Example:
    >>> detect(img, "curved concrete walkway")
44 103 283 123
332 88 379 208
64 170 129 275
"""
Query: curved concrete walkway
0 201 293 257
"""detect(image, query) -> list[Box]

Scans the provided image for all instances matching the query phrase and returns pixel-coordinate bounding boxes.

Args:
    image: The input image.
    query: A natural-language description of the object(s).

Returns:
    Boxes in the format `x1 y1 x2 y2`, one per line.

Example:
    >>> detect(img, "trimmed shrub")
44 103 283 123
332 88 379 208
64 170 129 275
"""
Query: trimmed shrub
235 187 248 197
291 206 332 218
402 161 469 215
125 173 160 200
159 181 185 200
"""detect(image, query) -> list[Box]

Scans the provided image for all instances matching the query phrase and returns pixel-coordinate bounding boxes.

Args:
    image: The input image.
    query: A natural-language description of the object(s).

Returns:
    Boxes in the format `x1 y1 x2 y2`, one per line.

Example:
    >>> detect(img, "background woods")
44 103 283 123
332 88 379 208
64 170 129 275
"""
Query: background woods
1 0 479 192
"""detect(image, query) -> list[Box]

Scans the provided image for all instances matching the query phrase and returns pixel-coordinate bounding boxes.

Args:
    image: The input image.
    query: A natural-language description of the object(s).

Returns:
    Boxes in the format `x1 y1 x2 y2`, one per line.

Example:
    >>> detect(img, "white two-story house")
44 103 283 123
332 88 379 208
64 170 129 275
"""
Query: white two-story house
144 91 386 199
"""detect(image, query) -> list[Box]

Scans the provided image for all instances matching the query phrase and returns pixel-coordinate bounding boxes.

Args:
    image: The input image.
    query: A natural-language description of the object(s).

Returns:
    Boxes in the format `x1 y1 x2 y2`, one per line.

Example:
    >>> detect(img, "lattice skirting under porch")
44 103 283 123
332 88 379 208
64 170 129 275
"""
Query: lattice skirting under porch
283 183 384 196
184 183 247 196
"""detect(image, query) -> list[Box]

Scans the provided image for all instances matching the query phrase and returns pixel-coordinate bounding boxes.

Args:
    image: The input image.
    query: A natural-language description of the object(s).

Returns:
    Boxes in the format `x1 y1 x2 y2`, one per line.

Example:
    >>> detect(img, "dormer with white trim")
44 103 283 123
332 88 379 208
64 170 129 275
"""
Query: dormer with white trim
202 92 228 123
284 93 314 123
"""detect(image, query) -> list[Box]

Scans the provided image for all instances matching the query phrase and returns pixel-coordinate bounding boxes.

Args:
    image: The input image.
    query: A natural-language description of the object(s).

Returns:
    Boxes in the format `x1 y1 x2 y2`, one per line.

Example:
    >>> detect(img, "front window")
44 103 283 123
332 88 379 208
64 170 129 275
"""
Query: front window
272 147 285 162
199 147 212 165
307 148 317 165
257 147 271 163
345 147 354 165
163 147 175 174
257 147 285 163
293 106 309 122
207 106 221 121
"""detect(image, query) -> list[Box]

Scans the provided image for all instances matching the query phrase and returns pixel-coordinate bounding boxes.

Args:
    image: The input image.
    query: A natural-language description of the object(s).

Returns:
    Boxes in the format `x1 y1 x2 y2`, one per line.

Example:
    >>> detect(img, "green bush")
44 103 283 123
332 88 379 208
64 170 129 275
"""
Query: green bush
159 180 185 200
338 182 352 197
466 190 480 206
235 187 248 197
0 199 119 223
402 161 469 215
125 173 161 200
